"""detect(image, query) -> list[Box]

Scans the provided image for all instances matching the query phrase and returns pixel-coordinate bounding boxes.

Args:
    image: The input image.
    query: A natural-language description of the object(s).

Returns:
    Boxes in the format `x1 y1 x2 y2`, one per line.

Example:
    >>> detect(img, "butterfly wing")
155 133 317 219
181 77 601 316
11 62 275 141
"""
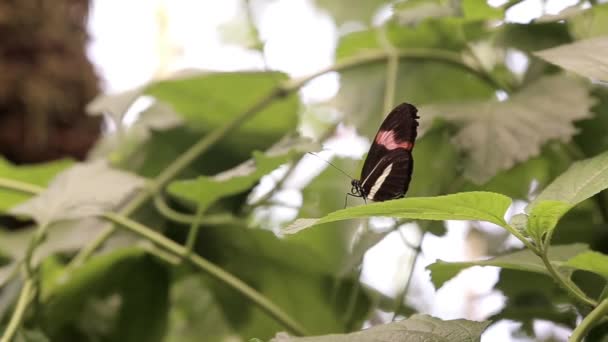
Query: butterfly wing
360 149 413 201
360 103 419 181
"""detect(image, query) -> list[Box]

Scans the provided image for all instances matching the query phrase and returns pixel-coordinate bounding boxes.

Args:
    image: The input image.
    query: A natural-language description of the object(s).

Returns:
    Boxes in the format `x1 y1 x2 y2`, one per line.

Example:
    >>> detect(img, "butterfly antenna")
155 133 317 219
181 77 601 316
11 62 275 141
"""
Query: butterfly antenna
307 152 354 180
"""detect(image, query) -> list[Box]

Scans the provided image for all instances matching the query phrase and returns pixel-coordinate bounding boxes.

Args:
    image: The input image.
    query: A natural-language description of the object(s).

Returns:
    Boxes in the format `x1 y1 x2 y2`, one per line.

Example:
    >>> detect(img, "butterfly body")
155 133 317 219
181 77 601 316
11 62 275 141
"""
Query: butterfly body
349 102 419 202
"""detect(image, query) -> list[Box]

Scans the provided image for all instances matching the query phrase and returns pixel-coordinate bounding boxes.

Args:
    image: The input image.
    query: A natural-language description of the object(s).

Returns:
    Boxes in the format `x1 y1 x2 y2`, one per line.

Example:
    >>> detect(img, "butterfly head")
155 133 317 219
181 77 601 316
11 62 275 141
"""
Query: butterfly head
350 179 363 197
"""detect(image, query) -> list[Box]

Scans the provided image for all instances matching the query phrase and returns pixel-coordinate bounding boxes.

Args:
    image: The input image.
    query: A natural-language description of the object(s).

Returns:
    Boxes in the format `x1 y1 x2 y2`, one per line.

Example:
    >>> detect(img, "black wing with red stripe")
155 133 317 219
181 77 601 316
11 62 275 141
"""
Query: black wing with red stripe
354 102 419 201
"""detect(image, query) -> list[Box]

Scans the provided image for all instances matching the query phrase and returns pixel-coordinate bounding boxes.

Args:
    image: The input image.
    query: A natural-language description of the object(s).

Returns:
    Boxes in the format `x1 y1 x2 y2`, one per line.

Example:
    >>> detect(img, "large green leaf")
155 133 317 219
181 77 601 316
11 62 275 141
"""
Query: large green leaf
575 87 608 157
419 74 594 183
41 249 169 342
269 314 490 342
535 36 608 81
566 251 608 279
165 276 235 342
313 0 389 24
10 161 145 226
284 192 511 234
192 224 369 339
526 150 608 238
0 158 72 212
569 3 608 39
426 244 588 289
168 137 316 210
146 71 298 153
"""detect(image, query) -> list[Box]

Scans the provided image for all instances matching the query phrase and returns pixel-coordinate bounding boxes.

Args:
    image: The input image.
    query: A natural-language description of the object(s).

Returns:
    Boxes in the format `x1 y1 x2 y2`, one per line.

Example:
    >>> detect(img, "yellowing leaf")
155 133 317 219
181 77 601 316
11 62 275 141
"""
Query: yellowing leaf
419 75 594 183
11 161 145 226
271 314 490 342
535 36 608 81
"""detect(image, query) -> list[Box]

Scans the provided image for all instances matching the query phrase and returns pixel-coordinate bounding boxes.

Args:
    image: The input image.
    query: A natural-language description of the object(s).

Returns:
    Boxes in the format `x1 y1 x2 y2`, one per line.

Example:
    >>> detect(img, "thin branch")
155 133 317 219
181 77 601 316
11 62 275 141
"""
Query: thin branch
0 279 34 342
184 185 205 256
102 212 308 336
0 179 44 196
392 229 424 321
153 193 241 225
569 298 608 341
540 251 597 307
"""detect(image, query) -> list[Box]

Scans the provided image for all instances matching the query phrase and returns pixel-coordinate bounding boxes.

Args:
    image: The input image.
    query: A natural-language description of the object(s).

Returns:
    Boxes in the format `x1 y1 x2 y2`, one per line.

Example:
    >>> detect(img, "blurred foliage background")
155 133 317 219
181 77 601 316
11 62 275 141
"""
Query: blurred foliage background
1 0 608 341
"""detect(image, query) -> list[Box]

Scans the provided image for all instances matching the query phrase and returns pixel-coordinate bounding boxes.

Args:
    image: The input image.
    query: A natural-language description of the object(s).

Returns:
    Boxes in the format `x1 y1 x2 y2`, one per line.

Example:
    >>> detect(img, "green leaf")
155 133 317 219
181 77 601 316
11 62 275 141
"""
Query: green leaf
168 136 316 209
566 251 608 279
495 22 572 52
461 0 503 20
86 87 143 122
492 269 578 333
88 100 183 163
10 161 145 226
192 224 370 339
526 150 608 237
419 74 594 183
535 36 608 81
426 243 588 289
575 87 608 157
41 249 169 342
146 71 298 153
462 143 573 199
284 191 511 235
0 158 72 212
569 3 608 39
165 276 235 342
269 314 490 342
313 0 389 24
408 123 460 197
526 200 571 241
334 18 494 138
393 0 455 24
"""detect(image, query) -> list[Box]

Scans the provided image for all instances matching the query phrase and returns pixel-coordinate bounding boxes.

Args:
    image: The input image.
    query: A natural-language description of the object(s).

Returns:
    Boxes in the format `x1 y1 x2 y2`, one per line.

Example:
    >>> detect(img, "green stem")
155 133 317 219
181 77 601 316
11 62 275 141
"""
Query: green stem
540 251 597 307
153 193 240 225
392 229 424 321
0 279 35 342
0 179 44 195
102 212 308 336
184 186 205 256
24 223 48 277
501 223 539 255
569 298 608 341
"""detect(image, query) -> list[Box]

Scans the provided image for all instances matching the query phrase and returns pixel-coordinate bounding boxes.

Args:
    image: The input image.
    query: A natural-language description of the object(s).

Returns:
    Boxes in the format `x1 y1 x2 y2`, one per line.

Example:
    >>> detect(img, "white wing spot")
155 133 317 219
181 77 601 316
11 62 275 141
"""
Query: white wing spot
368 164 393 199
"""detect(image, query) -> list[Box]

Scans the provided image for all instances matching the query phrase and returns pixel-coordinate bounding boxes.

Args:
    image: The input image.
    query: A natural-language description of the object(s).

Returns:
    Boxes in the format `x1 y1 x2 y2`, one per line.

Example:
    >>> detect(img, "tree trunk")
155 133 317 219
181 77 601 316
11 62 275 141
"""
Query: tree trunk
0 0 100 164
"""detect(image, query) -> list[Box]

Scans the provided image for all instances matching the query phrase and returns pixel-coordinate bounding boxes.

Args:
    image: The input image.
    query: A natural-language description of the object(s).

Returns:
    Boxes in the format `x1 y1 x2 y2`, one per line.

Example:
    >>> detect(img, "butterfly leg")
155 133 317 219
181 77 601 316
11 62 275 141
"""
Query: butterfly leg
344 193 359 209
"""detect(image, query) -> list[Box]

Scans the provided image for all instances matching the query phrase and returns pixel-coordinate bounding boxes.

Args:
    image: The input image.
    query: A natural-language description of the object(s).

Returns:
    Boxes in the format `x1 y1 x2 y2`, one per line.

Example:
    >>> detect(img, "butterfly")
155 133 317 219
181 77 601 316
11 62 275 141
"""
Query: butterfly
349 102 419 203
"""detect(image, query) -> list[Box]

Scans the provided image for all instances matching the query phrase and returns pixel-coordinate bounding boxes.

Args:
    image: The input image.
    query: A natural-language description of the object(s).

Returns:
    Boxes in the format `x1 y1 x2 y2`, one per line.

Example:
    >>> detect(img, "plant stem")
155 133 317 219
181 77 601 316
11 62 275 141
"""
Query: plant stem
569 298 608 341
378 25 398 114
0 279 35 342
102 212 308 336
392 229 424 321
501 223 539 255
184 185 205 256
0 179 44 195
540 251 597 307
153 193 241 225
